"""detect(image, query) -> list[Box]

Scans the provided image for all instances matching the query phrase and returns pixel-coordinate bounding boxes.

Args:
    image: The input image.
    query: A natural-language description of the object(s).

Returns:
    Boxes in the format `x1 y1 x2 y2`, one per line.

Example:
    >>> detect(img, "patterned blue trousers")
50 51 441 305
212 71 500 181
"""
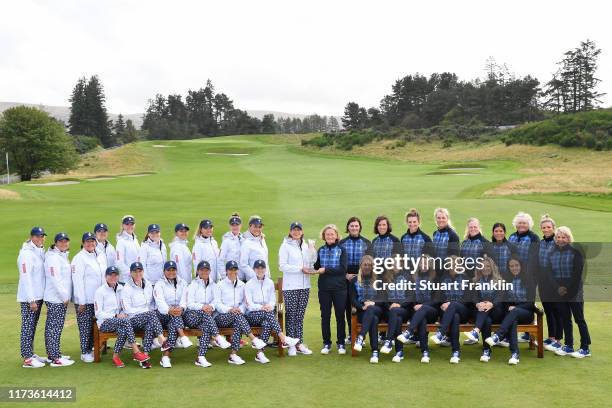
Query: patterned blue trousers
44 302 67 360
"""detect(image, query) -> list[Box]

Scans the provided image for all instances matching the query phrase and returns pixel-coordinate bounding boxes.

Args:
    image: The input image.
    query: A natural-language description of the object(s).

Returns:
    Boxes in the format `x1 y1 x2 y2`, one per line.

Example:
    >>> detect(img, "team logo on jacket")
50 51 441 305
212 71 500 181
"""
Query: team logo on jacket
21 263 26 273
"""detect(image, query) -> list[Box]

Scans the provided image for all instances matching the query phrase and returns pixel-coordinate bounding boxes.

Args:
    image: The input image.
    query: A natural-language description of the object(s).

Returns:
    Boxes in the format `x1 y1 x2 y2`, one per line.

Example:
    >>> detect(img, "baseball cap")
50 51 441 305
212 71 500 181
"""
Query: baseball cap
82 232 96 242
122 216 135 225
253 259 266 269
226 260 239 270
130 262 144 271
30 226 47 236
147 224 160 233
106 266 120 276
290 221 303 230
164 260 178 270
199 219 213 229
54 232 70 242
175 223 190 232
197 260 211 270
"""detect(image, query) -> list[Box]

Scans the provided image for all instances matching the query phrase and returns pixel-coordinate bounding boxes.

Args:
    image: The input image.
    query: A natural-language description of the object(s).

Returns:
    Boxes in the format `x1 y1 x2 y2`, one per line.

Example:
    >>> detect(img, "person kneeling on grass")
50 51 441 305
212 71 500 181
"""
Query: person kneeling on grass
154 260 193 368
121 262 169 368
184 260 232 368
464 256 505 363
245 259 300 363
351 255 387 364
215 260 267 365
397 255 438 364
430 255 474 364
485 256 536 365
94 266 150 368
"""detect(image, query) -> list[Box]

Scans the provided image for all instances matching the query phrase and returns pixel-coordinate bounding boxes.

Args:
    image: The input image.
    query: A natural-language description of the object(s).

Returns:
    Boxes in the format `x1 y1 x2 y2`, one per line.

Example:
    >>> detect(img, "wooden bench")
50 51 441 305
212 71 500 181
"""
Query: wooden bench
93 278 285 362
351 306 544 358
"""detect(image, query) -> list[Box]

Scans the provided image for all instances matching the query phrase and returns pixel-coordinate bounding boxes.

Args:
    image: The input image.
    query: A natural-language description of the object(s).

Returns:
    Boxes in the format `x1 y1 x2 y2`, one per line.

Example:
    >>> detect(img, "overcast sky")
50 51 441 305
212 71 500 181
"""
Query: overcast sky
1 0 611 116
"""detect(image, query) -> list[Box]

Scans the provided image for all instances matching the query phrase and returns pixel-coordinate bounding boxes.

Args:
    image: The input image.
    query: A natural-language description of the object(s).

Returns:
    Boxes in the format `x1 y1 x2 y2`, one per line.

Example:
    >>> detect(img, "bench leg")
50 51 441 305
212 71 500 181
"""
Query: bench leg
537 318 544 358
351 314 358 357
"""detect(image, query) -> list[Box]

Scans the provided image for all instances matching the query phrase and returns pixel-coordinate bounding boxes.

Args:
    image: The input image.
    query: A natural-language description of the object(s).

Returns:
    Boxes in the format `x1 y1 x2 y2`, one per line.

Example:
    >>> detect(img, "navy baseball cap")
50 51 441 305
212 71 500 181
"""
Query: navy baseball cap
30 226 47 236
106 266 120 276
122 216 135 225
229 216 242 225
82 232 96 242
226 260 239 270
164 260 177 270
130 262 144 271
94 223 109 232
197 260 211 270
199 219 213 229
147 224 160 233
290 221 303 230
249 217 263 226
253 259 266 269
175 223 190 232
54 232 70 242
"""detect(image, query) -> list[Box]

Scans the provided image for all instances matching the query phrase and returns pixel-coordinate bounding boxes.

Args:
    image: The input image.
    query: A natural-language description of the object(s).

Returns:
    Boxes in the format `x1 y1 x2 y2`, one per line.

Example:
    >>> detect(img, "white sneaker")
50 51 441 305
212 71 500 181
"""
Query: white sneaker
251 337 266 350
508 354 520 365
151 338 162 350
80 353 94 363
179 336 193 348
288 346 297 356
32 354 48 364
50 357 75 367
449 351 460 364
421 352 430 364
320 344 331 355
498 340 510 348
282 336 300 348
255 351 270 364
380 341 393 354
195 356 212 367
160 355 172 368
45 355 72 363
370 351 379 364
23 357 45 368
228 354 245 365
215 335 231 349
174 338 184 348
463 338 478 345
392 351 404 363
337 344 347 355
297 344 313 355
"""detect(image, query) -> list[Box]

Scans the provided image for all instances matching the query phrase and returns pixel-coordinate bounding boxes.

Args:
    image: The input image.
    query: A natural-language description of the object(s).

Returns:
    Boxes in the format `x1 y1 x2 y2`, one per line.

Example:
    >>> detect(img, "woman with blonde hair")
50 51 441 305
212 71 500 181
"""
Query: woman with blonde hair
350 255 387 363
538 214 563 351
314 224 348 355
465 256 505 362
460 217 489 280
116 215 140 283
432 208 460 276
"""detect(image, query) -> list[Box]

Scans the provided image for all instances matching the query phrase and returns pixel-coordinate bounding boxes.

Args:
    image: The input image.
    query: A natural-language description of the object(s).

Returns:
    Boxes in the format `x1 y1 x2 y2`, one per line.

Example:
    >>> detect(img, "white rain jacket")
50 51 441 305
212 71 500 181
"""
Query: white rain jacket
121 278 155 317
71 248 107 305
94 282 124 327
245 276 276 312
17 241 46 303
278 237 317 290
138 238 167 283
215 277 246 314
154 276 188 314
239 231 269 281
220 231 242 265
192 235 224 283
116 231 140 282
169 237 193 283
186 277 219 312
96 239 117 268
43 247 72 303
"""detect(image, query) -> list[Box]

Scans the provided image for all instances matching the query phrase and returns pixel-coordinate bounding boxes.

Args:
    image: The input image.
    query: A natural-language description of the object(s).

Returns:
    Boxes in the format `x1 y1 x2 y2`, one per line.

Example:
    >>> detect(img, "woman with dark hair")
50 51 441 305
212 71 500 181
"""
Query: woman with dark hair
370 215 402 261
139 224 167 283
487 222 517 280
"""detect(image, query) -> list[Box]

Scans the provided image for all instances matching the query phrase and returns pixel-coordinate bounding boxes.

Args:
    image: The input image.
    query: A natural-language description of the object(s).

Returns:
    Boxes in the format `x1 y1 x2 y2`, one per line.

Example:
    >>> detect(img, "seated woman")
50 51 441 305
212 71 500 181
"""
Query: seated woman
245 259 299 363
380 265 411 363
351 255 387 364
464 256 505 362
121 262 168 368
184 260 232 368
95 266 150 368
153 260 193 368
397 255 438 363
214 260 267 365
485 256 536 365
430 255 474 364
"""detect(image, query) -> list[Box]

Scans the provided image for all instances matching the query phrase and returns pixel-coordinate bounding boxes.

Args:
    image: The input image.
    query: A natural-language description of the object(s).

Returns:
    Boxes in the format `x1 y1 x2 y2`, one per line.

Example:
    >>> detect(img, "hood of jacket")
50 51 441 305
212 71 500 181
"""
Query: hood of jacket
223 231 242 241
169 237 188 248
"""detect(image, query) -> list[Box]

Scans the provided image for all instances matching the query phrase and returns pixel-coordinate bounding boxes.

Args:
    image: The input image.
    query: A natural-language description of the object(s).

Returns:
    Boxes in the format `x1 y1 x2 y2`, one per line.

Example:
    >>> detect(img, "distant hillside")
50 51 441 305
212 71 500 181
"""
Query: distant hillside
0 102 340 129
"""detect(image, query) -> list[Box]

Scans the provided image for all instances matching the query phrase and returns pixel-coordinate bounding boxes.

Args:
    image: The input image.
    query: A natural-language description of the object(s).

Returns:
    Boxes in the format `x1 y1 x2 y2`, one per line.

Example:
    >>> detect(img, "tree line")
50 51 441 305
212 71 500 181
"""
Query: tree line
341 39 605 131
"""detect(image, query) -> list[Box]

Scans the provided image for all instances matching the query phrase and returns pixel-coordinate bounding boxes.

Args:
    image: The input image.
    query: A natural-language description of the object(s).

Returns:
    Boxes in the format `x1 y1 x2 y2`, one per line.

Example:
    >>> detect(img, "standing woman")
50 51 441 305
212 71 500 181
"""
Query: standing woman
430 256 473 364
116 215 140 283
460 217 489 279
72 232 107 363
485 256 536 365
245 260 300 363
43 233 74 367
400 208 432 261
369 215 402 261
95 223 116 268
220 213 243 266
397 256 439 363
546 227 591 358
538 214 562 351
240 216 270 281
432 208 460 275
351 255 387 364
121 261 169 367
139 224 167 283
314 224 348 355
464 256 505 362
215 261 267 365
279 221 317 356
169 223 193 283
192 219 223 283
487 223 517 280
509 211 539 343
154 260 193 368
339 217 372 341
184 260 232 368
18 227 47 368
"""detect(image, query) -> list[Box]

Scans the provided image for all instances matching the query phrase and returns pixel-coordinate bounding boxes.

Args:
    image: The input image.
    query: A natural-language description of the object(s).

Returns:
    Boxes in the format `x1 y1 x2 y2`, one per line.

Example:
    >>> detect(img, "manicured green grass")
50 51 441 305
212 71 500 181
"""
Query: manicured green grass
1 135 610 407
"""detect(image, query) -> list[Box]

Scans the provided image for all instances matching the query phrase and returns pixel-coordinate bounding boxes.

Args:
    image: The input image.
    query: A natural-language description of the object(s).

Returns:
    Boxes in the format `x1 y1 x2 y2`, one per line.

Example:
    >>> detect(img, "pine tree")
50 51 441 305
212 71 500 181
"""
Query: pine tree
122 119 138 143
113 114 126 140
68 77 87 135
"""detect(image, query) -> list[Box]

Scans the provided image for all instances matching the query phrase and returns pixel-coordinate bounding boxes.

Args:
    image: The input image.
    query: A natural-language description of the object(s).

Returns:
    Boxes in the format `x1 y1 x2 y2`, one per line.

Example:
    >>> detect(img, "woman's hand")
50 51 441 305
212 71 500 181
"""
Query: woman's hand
558 286 568 296
390 303 400 309
202 304 213 314
77 304 86 314
508 305 515 311
413 304 422 311
29 302 38 312
440 302 450 311
346 273 356 281
317 268 325 274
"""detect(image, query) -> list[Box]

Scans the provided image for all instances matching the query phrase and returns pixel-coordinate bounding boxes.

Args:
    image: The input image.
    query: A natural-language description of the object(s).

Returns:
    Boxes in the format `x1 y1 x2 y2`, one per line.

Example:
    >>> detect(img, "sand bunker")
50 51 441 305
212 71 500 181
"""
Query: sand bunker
86 177 117 181
26 181 80 186
0 189 21 200
120 173 153 178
